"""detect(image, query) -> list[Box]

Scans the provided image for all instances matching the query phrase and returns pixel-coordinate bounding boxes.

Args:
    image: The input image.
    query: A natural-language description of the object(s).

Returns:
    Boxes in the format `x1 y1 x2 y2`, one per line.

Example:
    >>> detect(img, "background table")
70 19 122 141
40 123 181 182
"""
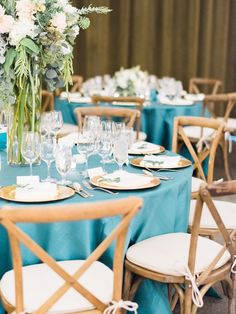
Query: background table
55 98 203 149
0 151 192 314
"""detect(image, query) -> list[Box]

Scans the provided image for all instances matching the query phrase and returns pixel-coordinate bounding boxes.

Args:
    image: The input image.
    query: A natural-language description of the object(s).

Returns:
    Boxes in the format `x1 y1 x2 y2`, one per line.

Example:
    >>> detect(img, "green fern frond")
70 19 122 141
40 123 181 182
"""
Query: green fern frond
77 5 112 16
15 46 29 88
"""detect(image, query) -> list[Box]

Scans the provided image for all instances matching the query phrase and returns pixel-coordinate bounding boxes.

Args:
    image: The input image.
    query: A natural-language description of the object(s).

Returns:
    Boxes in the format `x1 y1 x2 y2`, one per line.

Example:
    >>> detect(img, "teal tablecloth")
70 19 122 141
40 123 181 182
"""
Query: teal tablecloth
55 98 203 150
0 151 192 314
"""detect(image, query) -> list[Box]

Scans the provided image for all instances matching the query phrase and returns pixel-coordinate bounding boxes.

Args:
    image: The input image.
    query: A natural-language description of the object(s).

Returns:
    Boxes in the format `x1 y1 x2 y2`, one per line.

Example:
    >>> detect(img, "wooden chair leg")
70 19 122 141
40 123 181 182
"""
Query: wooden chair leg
221 140 232 180
184 285 192 314
228 274 236 314
123 268 133 301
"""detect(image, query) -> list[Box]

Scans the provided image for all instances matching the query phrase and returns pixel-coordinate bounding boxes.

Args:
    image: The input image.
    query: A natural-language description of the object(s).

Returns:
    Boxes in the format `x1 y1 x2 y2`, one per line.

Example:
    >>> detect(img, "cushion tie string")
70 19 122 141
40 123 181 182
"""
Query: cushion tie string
196 135 211 153
184 266 204 308
231 255 236 273
225 131 232 153
103 300 138 314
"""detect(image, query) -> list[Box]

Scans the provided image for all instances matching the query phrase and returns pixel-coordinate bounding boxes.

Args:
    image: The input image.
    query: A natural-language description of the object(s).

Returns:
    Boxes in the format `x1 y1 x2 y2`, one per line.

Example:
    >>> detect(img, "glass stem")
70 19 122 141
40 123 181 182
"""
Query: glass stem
46 161 51 179
30 162 33 176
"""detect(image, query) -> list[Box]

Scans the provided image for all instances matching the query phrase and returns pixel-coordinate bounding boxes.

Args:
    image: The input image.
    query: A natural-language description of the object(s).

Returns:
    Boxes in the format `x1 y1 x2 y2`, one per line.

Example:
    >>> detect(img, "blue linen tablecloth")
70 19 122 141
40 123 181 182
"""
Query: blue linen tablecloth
55 98 203 150
0 151 192 314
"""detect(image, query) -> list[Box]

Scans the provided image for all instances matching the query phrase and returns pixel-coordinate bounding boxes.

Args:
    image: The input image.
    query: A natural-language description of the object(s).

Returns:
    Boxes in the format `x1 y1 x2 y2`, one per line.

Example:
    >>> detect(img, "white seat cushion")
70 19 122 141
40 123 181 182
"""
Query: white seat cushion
138 131 147 141
126 233 230 277
0 260 113 314
183 126 214 140
191 176 205 193
218 117 236 132
189 199 236 229
59 123 78 136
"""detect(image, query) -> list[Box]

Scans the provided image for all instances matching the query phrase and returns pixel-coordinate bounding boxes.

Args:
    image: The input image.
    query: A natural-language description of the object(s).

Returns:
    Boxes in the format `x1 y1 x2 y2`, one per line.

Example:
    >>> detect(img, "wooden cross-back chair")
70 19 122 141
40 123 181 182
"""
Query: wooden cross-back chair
189 77 222 95
124 184 236 314
41 90 54 112
91 96 145 140
183 93 236 180
70 75 84 93
204 93 236 138
189 180 236 239
74 106 140 138
0 197 142 314
172 116 225 198
55 75 84 96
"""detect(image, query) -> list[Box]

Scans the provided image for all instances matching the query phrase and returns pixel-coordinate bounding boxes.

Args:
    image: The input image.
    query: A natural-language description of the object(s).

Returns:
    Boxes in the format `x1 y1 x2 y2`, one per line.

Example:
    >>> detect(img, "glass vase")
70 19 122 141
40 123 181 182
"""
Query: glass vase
7 70 42 165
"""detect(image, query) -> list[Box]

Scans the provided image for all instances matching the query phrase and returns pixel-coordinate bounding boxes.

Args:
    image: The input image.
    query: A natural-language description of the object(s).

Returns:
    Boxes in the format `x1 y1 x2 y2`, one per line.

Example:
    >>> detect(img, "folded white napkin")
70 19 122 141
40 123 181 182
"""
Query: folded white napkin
60 92 81 99
15 183 58 201
159 96 193 106
99 170 152 188
140 155 181 168
60 92 91 103
184 93 205 102
129 141 162 154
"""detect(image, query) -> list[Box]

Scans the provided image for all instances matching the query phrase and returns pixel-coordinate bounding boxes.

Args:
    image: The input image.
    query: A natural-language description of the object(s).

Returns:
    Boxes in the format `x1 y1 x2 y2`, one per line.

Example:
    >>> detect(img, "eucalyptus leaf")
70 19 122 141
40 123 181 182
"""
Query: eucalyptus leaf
46 69 58 79
20 38 40 54
3 48 16 75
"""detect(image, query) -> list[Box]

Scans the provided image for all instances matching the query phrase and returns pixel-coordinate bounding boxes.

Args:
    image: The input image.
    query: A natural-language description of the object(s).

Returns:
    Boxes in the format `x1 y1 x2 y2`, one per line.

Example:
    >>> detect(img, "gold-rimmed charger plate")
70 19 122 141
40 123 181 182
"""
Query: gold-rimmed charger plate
90 175 160 191
130 157 192 169
0 185 75 203
128 144 165 155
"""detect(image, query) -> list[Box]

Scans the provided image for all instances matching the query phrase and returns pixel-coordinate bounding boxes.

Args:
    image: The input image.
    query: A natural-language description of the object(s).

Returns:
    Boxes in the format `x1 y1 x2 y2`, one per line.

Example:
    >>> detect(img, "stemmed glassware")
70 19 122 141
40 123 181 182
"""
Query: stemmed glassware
40 111 63 136
51 111 63 135
41 135 56 182
77 130 95 177
21 131 41 176
113 136 128 172
97 138 112 173
55 144 72 185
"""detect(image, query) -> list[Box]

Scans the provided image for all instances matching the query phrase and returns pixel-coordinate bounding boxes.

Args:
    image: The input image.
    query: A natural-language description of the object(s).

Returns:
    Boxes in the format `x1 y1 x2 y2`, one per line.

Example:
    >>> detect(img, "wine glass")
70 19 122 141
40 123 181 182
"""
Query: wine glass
55 145 72 185
40 112 52 135
51 111 63 136
41 135 56 182
97 138 112 173
113 137 128 172
21 131 41 176
77 131 95 177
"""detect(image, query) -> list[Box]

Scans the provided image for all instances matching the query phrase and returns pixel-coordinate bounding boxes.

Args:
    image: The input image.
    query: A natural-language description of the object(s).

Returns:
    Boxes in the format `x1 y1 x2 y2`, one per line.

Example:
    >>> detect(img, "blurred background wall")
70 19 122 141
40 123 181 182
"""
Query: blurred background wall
74 0 236 92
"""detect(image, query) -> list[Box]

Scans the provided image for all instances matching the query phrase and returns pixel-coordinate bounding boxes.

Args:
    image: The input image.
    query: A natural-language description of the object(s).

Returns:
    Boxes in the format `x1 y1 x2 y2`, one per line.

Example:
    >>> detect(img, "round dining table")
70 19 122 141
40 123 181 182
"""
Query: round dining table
55 97 203 149
0 150 192 314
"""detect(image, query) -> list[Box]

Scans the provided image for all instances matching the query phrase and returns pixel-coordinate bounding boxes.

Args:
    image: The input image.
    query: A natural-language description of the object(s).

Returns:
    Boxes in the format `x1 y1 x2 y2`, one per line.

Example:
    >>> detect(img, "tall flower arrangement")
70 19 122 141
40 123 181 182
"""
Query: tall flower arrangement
0 0 110 164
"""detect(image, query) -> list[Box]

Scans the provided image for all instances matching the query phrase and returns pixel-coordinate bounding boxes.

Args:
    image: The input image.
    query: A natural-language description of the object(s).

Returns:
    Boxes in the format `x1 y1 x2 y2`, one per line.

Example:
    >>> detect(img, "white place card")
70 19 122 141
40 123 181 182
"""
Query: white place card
16 176 40 185
87 167 105 179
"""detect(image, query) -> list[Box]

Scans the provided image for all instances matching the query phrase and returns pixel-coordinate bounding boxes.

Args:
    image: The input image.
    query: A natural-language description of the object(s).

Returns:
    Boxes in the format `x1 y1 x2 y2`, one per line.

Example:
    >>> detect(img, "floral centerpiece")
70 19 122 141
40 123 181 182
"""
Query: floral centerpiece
0 0 110 164
112 66 152 97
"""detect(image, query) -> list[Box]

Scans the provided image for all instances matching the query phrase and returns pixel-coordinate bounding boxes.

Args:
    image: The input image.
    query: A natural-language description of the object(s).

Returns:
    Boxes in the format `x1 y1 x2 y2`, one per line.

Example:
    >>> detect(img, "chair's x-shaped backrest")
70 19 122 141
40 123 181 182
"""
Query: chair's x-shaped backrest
204 93 236 123
189 78 222 95
0 197 142 314
172 116 225 183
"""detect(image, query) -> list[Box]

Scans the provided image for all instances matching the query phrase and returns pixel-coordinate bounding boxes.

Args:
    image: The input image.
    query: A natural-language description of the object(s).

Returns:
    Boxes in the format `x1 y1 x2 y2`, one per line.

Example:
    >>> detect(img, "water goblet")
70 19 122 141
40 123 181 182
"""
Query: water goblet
41 135 56 182
113 137 128 172
51 111 63 136
21 131 41 176
97 138 112 173
55 145 72 185
77 131 95 177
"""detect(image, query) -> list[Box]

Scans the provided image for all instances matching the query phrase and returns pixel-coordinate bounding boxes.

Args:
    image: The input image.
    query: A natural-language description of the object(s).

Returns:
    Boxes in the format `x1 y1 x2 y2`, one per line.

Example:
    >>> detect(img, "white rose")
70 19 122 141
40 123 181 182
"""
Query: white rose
9 19 38 46
0 5 14 34
51 12 67 33
16 0 36 20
